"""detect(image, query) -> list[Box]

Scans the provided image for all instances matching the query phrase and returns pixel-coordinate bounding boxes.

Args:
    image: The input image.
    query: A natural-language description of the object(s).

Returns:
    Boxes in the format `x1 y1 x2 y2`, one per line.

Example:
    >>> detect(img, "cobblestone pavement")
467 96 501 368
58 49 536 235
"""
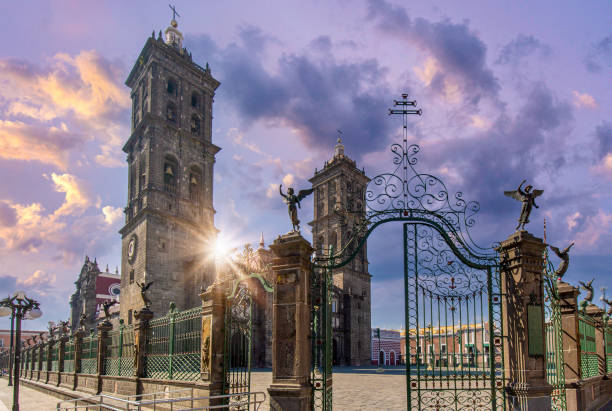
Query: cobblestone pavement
252 366 408 411
0 377 59 410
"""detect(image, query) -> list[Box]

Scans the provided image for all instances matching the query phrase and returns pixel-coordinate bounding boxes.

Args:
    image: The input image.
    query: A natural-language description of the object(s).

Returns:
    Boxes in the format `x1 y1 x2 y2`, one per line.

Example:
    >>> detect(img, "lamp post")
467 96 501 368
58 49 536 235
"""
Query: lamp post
0 291 42 411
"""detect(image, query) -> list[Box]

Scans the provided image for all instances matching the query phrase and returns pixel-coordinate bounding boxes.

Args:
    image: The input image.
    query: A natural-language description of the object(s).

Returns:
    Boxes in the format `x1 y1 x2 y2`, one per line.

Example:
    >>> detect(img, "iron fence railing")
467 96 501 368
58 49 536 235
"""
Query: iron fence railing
50 342 59 371
579 314 598 378
144 305 202 381
41 343 48 371
81 331 98 374
64 337 75 373
606 327 612 374
103 323 135 377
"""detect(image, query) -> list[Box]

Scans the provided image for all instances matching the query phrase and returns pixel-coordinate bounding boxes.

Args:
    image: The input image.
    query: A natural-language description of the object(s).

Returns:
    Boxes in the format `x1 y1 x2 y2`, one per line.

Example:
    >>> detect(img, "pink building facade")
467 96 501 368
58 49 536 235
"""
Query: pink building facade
371 328 401 366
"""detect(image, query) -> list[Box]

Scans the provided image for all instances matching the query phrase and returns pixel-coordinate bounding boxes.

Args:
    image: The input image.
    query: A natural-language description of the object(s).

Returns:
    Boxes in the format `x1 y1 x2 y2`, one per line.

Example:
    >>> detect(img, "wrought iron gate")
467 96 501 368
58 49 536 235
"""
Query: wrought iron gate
311 253 333 410
543 252 567 411
310 95 505 410
224 282 253 408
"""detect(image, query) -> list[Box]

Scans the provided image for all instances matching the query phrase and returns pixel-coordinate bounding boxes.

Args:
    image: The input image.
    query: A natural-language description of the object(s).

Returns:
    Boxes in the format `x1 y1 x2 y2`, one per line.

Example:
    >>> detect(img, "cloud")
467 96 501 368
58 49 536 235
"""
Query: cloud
49 173 95 217
18 269 56 288
0 51 130 169
190 32 393 158
102 206 123 225
585 34 612 72
496 34 550 65
0 120 84 170
572 210 612 250
595 122 612 160
367 0 499 105
572 91 597 109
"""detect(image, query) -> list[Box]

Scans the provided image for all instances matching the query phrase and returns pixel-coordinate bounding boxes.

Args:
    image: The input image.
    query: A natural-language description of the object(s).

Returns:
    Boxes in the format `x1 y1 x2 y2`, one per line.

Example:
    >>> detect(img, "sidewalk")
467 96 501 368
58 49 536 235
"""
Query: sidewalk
0 377 61 410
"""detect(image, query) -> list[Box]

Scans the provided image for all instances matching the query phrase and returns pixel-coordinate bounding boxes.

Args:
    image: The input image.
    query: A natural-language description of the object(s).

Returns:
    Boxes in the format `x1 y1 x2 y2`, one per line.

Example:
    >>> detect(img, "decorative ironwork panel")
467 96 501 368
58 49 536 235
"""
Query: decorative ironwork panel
50 343 59 371
103 329 121 376
64 337 75 373
223 284 253 408
144 314 170 379
119 325 135 376
543 253 567 410
311 260 333 411
172 306 202 381
404 223 504 411
81 332 98 374
579 314 598 379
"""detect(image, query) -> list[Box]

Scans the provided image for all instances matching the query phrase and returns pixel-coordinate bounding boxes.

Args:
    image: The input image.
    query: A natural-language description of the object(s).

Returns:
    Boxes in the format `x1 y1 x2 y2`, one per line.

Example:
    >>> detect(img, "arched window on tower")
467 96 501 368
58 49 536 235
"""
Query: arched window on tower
330 231 338 252
189 166 202 203
163 156 178 194
167 78 177 95
191 92 200 108
166 102 177 123
191 115 201 135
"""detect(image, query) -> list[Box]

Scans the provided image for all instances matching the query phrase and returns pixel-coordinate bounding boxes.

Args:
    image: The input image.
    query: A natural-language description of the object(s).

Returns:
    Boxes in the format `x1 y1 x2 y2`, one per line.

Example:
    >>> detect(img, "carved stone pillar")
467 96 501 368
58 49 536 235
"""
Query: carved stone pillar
558 281 581 383
45 340 54 383
498 230 553 410
96 321 112 394
133 308 153 377
200 280 227 405
585 304 606 375
267 232 313 411
74 330 85 374
58 335 68 374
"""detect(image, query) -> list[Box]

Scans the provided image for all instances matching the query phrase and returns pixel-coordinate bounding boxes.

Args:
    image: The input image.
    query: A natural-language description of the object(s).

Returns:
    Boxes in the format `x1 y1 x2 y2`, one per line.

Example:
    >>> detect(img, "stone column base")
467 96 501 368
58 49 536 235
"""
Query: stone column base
506 384 553 411
268 383 312 411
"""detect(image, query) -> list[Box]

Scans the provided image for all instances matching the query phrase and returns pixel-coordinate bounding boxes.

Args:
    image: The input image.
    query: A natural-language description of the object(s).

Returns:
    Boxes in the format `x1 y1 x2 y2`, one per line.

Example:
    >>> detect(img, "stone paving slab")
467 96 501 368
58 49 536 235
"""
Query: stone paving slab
0 377 61 410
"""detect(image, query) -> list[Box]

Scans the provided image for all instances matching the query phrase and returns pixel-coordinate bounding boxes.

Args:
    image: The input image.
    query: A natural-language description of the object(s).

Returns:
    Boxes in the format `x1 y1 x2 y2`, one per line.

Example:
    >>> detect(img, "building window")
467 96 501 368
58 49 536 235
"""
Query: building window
129 270 134 284
128 310 133 325
191 92 200 108
190 115 201 135
167 78 177 95
164 157 178 193
189 167 202 202
332 300 337 313
166 102 177 123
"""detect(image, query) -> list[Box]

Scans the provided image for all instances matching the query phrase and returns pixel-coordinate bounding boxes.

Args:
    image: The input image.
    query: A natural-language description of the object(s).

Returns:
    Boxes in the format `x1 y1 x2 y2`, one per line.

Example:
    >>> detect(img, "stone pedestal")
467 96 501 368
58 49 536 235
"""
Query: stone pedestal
558 281 581 383
97 322 112 378
200 281 227 404
586 304 606 375
498 230 553 410
74 330 85 374
133 308 153 377
58 336 68 374
267 232 313 411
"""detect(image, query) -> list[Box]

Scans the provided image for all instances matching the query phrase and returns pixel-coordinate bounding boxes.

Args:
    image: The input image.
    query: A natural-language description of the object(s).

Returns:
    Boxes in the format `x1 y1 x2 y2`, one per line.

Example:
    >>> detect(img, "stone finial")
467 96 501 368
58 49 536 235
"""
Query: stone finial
334 137 345 158
259 232 265 249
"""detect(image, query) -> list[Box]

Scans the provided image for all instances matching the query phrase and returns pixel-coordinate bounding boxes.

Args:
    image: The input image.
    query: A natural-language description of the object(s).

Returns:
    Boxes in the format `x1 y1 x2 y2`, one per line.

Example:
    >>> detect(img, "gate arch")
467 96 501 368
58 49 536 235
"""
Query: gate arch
310 104 504 410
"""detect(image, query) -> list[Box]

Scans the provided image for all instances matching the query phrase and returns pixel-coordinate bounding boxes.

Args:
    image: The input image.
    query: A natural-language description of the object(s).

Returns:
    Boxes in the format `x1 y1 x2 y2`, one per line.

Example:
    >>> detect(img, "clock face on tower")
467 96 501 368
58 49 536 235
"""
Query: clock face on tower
128 235 138 264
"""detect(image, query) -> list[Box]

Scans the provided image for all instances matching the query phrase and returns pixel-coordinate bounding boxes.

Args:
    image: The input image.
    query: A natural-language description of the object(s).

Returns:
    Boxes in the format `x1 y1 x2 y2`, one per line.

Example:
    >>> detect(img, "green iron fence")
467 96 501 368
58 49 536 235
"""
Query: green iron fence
64 338 75 372
103 322 135 377
50 342 59 371
41 343 48 371
144 305 202 381
81 331 98 374
579 314 598 379
311 259 333 411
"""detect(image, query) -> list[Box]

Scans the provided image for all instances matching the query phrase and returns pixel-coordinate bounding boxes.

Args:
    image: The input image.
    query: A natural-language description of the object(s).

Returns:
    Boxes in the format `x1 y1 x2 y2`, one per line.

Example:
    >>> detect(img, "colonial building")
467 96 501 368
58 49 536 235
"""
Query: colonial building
371 328 402 366
309 139 372 366
69 256 121 332
119 17 221 323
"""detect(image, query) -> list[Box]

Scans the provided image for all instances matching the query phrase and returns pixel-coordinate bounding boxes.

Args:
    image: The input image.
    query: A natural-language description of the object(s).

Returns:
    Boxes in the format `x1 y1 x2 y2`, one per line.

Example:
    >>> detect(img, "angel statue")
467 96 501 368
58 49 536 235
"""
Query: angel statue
102 299 118 319
548 242 574 280
504 180 544 231
602 297 612 317
578 278 594 312
279 184 314 232
79 313 87 330
137 280 154 308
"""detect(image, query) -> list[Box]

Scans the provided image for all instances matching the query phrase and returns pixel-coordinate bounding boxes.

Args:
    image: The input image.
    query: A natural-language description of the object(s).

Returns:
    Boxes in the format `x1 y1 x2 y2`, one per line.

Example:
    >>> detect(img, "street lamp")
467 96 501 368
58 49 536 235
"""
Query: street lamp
0 291 42 411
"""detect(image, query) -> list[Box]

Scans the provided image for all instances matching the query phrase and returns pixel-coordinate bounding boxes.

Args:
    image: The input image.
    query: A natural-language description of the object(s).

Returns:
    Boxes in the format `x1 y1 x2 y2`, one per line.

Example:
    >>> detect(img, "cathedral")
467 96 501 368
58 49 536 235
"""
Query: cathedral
69 16 372 367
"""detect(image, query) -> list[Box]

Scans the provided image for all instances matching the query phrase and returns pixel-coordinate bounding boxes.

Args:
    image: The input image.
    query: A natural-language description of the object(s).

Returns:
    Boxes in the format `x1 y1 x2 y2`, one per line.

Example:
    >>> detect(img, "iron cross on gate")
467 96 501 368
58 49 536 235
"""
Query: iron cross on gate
169 4 181 20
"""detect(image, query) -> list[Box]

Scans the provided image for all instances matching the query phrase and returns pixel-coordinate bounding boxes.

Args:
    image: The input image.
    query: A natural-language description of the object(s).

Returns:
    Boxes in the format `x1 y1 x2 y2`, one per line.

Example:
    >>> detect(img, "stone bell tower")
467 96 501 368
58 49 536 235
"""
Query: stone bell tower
309 138 372 365
119 17 221 323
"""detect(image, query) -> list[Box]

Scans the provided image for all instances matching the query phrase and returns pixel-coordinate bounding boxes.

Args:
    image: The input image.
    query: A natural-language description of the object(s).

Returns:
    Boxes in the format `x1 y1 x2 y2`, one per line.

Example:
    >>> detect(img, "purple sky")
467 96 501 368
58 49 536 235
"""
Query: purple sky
0 1 611 331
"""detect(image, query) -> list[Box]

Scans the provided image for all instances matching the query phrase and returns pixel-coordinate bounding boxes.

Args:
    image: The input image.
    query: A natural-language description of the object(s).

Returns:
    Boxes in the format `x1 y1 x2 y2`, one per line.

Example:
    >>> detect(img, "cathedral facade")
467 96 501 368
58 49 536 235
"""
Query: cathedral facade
68 16 372 368
309 139 372 366
118 19 220 323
